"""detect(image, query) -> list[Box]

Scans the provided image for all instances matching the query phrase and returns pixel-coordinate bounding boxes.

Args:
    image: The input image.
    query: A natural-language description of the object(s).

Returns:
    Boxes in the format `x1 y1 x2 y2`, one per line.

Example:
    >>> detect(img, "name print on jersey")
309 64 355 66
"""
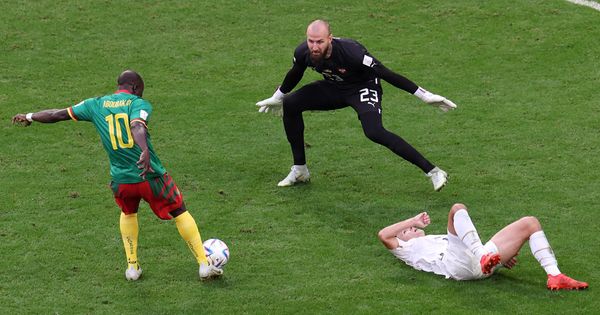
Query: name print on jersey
103 99 133 108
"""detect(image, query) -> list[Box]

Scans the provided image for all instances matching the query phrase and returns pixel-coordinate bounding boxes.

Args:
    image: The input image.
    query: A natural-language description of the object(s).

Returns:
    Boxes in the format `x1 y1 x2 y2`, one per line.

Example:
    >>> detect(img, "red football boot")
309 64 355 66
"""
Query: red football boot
480 253 501 275
547 274 588 291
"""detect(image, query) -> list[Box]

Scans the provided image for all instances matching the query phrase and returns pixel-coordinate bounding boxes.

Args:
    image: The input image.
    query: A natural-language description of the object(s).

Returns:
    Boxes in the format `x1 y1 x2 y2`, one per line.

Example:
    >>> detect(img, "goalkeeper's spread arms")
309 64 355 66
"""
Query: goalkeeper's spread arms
255 38 458 114
253 19 456 192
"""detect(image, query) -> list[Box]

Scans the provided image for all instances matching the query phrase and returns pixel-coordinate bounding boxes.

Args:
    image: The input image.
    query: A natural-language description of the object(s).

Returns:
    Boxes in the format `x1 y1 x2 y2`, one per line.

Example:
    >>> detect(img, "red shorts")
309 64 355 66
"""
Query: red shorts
110 173 185 220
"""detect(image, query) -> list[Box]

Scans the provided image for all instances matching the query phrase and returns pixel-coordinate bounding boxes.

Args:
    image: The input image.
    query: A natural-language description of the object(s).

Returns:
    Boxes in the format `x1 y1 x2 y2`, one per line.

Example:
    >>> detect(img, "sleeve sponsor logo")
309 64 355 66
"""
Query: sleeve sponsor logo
140 109 149 120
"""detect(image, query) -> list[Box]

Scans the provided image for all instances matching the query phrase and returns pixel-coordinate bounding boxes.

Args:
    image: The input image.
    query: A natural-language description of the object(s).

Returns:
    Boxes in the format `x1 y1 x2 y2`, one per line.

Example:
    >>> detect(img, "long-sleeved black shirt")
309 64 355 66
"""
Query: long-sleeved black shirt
280 38 418 94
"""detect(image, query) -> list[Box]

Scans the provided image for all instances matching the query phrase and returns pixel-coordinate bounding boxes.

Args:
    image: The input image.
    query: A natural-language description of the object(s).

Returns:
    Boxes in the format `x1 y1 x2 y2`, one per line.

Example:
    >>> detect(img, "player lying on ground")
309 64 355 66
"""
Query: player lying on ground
12 70 222 281
378 203 588 290
256 19 456 191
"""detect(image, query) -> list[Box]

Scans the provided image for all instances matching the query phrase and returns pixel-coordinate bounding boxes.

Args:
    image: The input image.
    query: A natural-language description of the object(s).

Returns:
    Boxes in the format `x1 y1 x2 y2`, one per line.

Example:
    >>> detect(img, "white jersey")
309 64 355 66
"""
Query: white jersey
389 234 498 281
390 235 451 278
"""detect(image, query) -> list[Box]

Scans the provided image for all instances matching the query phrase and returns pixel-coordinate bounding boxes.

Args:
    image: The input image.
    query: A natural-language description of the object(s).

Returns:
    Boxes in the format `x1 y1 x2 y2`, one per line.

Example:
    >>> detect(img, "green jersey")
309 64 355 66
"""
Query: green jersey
68 90 166 183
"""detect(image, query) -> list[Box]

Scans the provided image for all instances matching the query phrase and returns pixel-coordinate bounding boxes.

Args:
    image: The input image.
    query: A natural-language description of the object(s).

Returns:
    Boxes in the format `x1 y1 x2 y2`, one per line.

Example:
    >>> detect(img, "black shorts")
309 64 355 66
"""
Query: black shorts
284 79 383 117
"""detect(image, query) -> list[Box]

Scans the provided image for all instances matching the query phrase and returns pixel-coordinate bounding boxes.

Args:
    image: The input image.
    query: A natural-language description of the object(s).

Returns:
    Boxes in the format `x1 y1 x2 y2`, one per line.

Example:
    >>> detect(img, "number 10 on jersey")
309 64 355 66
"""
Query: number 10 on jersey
105 113 134 150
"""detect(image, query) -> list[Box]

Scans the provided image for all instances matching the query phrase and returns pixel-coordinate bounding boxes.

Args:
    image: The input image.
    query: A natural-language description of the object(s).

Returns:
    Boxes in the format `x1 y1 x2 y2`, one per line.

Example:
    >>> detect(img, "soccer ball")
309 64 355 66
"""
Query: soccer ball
203 238 230 269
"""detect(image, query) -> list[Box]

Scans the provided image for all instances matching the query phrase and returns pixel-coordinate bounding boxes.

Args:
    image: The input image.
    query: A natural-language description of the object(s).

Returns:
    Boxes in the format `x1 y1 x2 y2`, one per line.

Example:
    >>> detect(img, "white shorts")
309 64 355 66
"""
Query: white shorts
442 232 498 281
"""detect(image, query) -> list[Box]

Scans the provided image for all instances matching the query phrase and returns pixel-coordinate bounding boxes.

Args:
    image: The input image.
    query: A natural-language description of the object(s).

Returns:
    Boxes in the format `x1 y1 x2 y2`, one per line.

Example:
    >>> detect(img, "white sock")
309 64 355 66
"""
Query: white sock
453 209 487 259
529 230 560 276
293 164 308 172
427 167 440 176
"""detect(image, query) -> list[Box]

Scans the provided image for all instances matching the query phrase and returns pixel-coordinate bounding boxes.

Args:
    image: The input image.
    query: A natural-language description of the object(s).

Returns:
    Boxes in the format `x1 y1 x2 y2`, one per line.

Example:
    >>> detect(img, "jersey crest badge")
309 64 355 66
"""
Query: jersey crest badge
362 55 374 67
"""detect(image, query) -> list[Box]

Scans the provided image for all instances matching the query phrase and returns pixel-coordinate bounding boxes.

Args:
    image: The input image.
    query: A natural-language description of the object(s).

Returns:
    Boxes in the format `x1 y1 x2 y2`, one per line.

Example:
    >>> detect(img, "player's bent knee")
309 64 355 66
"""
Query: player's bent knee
522 216 541 233
450 203 467 214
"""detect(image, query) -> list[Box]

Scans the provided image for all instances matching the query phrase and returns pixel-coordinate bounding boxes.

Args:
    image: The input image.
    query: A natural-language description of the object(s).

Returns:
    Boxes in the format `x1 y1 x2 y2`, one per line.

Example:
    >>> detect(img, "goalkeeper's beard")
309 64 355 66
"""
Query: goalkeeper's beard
310 53 324 64
309 44 331 64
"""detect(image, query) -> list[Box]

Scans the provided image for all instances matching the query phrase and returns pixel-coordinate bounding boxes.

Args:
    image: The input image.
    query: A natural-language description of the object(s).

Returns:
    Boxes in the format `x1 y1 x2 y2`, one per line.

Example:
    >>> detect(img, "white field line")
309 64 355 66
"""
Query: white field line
566 0 600 12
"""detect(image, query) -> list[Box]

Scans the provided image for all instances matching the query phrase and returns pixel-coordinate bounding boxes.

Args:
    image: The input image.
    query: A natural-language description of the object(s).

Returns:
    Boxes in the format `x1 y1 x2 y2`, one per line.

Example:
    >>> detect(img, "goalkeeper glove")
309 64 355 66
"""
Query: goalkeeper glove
256 88 285 116
414 87 457 112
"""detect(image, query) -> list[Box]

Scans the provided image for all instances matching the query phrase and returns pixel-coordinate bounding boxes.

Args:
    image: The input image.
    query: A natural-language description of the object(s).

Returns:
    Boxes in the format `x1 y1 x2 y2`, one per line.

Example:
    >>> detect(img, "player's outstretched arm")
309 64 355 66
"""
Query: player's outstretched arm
372 64 457 112
256 63 306 115
256 88 285 115
413 87 457 112
131 122 154 179
378 212 430 249
12 109 70 126
372 64 419 94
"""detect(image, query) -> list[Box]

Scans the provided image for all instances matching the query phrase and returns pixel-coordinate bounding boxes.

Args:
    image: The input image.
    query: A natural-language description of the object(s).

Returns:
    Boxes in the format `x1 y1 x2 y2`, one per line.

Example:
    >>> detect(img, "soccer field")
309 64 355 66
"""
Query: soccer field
1 0 598 313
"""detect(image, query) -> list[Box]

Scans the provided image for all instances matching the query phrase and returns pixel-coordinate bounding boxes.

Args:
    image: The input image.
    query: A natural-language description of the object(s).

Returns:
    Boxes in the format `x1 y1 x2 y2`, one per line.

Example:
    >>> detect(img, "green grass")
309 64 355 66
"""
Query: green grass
1 0 598 313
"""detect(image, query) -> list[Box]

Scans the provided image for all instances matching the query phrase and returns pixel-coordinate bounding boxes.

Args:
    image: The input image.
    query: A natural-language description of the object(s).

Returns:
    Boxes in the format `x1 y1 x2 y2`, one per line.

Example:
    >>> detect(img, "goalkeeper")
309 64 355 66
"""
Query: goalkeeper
256 19 457 191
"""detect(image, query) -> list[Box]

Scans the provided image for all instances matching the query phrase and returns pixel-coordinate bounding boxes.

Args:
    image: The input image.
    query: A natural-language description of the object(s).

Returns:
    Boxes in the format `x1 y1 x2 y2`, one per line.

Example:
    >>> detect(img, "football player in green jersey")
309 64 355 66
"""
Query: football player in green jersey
12 70 223 281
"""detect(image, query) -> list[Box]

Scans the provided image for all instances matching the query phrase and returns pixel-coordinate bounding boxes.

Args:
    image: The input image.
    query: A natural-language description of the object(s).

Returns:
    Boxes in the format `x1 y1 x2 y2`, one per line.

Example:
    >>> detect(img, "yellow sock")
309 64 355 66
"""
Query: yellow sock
175 211 208 265
120 212 139 268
